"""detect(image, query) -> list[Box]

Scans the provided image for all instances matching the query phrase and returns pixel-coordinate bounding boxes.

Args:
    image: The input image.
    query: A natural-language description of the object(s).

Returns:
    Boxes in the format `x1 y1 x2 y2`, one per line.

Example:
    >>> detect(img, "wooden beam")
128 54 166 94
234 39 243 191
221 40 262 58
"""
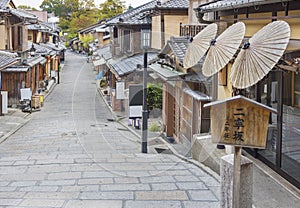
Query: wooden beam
219 15 300 22
233 146 242 208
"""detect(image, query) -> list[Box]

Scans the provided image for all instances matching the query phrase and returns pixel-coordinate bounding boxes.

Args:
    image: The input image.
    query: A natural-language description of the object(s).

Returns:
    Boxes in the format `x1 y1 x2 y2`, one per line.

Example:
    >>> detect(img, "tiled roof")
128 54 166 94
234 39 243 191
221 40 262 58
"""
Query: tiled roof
40 43 66 52
130 0 189 24
26 23 49 32
109 52 158 77
0 51 19 70
0 0 10 9
199 0 292 12
161 36 189 65
183 88 211 101
107 1 157 25
27 42 52 55
25 56 46 67
10 8 37 20
39 22 60 33
108 0 188 25
2 66 29 72
160 36 207 67
156 0 189 9
150 63 185 80
96 45 112 61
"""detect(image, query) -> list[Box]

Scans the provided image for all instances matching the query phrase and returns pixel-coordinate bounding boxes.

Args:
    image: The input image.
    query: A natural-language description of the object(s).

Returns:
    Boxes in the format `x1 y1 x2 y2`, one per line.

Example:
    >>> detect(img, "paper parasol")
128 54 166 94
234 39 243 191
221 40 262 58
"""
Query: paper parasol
202 22 246 77
230 20 290 89
183 23 218 69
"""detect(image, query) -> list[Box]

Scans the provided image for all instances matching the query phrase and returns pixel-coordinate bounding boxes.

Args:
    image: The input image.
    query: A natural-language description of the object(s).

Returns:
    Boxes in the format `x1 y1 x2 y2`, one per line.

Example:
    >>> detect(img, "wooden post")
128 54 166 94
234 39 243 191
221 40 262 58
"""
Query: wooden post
0 91 2 116
233 146 242 208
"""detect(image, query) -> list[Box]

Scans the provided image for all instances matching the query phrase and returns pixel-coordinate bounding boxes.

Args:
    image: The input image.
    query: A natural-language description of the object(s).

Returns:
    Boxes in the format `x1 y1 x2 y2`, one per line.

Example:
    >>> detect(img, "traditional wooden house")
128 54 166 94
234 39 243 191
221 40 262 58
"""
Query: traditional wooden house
104 0 191 116
93 44 111 73
0 50 19 114
40 42 65 79
0 2 50 106
0 0 37 52
196 0 300 188
26 23 48 44
1 48 46 106
104 1 159 111
94 24 110 49
144 0 217 145
151 35 212 144
76 20 108 53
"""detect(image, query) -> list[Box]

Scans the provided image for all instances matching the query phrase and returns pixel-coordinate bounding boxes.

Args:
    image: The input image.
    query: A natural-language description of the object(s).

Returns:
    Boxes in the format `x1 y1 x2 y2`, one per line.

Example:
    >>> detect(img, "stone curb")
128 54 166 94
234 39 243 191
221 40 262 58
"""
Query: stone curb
0 117 31 144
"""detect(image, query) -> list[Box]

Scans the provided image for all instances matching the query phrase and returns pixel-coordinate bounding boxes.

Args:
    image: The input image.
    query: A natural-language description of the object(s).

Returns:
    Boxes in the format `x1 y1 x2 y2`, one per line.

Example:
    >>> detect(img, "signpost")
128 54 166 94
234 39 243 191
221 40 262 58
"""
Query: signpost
204 95 277 208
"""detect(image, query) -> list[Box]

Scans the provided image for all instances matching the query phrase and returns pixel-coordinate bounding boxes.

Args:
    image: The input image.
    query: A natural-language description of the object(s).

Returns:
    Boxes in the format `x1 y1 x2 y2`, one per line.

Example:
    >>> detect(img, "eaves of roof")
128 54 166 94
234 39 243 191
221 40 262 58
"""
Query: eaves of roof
27 42 51 55
0 57 19 70
108 0 189 26
9 8 37 21
198 0 293 12
160 36 189 65
0 51 19 70
150 63 185 81
107 0 157 25
183 88 211 101
25 23 49 32
40 43 65 52
0 0 10 10
2 66 29 72
155 0 189 9
25 56 46 67
77 22 106 33
108 52 158 77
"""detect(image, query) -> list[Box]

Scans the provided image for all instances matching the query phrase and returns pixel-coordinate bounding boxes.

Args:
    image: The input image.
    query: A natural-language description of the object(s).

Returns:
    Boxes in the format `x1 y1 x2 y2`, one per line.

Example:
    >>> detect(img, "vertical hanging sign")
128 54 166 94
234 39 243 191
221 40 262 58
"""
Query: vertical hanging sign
128 84 143 118
116 81 125 99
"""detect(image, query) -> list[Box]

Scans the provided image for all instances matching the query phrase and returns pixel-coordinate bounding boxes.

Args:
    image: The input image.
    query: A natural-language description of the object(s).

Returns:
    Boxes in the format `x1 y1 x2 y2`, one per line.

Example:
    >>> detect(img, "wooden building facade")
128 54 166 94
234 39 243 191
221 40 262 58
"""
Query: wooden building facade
197 0 300 189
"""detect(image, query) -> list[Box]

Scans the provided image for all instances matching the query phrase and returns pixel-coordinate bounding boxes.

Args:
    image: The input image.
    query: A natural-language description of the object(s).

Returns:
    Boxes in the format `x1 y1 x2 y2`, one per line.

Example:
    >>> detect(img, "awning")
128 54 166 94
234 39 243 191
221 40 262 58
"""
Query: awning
2 66 29 72
150 63 185 81
93 58 106 66
40 59 47 65
183 88 211 101
281 40 300 72
287 39 300 51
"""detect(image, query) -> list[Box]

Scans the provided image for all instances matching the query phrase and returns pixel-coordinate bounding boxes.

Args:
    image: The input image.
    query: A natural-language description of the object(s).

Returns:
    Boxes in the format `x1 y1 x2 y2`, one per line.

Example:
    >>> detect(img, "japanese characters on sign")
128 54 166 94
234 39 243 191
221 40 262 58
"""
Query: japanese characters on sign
204 96 277 149
223 108 245 145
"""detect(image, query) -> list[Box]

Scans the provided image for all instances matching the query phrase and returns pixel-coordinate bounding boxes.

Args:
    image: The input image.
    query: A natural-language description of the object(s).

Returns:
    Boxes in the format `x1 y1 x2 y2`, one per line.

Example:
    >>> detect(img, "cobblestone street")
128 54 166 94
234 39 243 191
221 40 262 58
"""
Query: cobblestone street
0 51 220 208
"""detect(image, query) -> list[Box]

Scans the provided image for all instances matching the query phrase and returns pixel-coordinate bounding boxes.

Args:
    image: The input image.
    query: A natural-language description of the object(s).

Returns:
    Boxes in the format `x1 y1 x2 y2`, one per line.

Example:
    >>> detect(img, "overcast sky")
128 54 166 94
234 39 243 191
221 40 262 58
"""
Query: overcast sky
13 0 152 10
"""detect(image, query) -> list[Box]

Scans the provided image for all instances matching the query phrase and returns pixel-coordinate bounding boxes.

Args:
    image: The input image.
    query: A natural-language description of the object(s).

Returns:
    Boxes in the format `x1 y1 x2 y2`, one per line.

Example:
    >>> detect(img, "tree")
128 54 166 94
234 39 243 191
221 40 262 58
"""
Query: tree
18 5 38 10
79 34 94 51
40 0 125 40
69 13 95 32
40 0 63 16
99 0 125 19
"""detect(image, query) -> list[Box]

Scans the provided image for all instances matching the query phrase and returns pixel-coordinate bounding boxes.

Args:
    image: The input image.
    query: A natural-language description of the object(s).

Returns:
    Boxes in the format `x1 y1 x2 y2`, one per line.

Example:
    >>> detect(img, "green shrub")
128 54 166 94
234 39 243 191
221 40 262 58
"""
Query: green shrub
147 83 162 111
100 79 107 88
149 122 161 132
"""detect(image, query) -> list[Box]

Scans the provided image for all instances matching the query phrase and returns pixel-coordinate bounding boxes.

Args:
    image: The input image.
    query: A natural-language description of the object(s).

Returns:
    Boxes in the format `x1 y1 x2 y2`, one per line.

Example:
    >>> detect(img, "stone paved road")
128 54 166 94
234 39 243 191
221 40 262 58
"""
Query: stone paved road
0 51 220 208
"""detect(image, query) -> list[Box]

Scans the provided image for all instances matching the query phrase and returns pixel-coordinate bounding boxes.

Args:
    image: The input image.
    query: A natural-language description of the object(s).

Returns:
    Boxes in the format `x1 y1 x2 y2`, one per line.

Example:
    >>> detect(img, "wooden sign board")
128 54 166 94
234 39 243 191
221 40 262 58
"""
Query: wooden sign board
204 96 277 149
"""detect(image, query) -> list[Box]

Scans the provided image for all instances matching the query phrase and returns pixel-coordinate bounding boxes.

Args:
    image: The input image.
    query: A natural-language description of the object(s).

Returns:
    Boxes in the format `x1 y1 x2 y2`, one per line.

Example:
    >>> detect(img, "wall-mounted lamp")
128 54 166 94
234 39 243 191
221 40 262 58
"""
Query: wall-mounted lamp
30 43 36 57
194 8 212 24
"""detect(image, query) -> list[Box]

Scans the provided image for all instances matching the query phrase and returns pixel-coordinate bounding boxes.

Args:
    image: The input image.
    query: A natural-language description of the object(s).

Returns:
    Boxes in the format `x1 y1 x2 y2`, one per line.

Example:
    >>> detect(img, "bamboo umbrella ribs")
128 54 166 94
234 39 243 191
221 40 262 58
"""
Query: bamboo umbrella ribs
230 21 291 89
183 23 218 69
202 22 246 77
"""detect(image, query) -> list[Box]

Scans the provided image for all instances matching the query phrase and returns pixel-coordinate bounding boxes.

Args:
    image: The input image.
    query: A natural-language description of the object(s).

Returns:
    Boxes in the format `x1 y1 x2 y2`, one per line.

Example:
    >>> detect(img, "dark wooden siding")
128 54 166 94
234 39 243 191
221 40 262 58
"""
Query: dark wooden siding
1 70 31 106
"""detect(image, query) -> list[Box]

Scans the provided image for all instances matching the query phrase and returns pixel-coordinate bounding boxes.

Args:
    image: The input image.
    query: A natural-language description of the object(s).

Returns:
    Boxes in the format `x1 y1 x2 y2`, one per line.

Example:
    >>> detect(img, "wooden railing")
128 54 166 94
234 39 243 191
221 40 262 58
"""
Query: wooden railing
180 23 207 37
